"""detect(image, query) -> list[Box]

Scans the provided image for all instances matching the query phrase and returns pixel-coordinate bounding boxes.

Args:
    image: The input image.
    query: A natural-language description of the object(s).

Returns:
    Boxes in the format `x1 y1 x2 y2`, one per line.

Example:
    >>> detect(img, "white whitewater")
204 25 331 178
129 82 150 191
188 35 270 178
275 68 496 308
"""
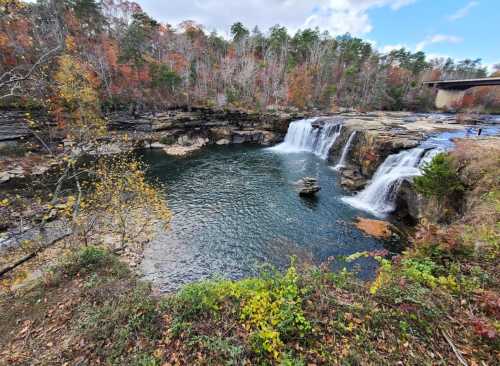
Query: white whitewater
333 131 357 170
271 118 342 159
342 148 427 217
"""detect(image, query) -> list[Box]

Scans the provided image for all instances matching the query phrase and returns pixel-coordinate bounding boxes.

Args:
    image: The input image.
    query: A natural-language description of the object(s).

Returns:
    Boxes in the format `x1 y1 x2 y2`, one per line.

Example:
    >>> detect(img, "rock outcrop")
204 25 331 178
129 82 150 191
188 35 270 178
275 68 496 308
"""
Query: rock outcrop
354 217 401 240
327 112 467 191
106 107 305 155
339 168 367 191
298 177 321 197
163 137 209 156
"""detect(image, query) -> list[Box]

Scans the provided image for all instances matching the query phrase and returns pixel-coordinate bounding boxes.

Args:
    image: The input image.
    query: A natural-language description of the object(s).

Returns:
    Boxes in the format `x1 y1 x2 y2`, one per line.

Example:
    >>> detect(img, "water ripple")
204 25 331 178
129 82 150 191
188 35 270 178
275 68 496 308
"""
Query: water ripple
140 145 385 292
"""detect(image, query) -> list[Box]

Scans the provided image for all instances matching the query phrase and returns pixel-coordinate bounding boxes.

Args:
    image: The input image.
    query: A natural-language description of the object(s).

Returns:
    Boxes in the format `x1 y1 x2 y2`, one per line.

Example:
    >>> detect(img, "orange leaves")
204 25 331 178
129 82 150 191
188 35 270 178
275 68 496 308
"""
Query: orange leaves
0 17 32 62
165 52 188 74
413 223 463 254
0 33 8 47
110 63 151 99
102 36 119 69
387 66 412 86
287 65 314 109
137 66 150 83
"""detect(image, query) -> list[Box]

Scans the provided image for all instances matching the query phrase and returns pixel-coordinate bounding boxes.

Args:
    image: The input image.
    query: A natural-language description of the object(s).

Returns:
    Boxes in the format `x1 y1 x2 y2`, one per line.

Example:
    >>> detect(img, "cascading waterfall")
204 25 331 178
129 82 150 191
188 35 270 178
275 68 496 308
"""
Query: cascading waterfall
418 147 442 167
342 148 428 217
333 131 357 170
271 118 343 159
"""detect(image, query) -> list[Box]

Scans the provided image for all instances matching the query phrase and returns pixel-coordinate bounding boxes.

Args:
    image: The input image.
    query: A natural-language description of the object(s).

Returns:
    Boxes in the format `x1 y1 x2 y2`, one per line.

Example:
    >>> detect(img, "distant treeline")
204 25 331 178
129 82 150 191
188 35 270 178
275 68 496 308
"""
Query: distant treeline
1 0 499 112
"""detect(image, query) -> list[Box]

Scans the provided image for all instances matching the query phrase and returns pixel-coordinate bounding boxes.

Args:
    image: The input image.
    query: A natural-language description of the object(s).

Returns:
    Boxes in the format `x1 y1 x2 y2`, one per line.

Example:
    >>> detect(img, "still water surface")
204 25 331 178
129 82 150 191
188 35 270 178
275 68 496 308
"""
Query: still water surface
140 145 385 292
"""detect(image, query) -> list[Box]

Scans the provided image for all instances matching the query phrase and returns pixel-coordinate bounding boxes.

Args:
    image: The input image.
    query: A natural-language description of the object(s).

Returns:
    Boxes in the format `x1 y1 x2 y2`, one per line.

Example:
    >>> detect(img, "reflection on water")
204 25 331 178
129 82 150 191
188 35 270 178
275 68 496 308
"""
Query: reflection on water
140 145 387 292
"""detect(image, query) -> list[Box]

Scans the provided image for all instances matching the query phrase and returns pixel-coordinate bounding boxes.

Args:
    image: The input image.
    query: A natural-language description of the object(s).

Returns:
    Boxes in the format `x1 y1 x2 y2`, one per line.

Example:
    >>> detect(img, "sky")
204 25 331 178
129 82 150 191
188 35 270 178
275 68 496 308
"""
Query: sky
135 0 499 71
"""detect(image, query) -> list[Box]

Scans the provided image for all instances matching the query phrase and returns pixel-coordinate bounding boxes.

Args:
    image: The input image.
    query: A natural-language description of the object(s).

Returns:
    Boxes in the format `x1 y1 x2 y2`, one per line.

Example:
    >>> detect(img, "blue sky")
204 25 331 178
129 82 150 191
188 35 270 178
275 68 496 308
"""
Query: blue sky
368 1 498 68
136 0 498 71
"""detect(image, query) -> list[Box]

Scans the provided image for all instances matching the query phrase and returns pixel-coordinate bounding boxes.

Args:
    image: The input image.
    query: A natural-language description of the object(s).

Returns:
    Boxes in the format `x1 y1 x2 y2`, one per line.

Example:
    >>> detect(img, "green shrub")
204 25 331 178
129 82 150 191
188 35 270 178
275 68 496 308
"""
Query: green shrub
78 246 108 266
55 246 127 279
414 153 464 202
169 261 311 360
150 64 182 92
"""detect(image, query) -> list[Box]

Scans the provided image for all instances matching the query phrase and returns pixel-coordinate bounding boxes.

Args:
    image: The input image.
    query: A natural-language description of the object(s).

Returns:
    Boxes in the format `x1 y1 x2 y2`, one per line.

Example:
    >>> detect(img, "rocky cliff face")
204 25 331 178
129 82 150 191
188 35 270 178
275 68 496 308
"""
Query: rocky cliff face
0 107 307 183
107 107 307 152
324 112 475 223
327 113 433 191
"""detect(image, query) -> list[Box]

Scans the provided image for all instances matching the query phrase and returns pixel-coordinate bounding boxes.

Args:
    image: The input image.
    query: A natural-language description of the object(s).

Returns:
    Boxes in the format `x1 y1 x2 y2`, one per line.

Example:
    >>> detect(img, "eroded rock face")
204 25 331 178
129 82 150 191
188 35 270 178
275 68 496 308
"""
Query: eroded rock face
0 109 43 142
163 136 209 156
106 107 304 152
339 168 367 191
107 107 305 136
327 112 466 192
394 179 425 223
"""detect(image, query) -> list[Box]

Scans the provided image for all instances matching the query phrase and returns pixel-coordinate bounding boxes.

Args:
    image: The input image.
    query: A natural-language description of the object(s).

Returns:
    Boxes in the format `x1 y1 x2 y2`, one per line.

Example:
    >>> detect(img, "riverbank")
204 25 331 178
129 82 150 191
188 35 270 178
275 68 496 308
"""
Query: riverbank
1 108 495 186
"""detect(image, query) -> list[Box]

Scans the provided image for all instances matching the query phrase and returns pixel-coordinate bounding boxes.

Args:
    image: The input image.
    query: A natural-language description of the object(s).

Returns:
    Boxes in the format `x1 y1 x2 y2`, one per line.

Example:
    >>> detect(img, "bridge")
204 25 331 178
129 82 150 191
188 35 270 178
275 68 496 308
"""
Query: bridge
423 77 500 110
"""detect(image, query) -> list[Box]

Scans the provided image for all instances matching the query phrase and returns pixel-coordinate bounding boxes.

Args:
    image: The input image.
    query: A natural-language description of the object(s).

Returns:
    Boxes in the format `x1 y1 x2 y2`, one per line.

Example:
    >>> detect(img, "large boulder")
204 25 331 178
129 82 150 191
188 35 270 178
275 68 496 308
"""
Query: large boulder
298 177 321 197
354 217 402 241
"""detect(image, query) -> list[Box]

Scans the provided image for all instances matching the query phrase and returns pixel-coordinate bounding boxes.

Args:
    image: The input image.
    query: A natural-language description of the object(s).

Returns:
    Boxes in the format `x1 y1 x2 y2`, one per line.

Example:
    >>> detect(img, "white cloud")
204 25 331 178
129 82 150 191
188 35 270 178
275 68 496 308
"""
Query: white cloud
416 34 463 52
134 0 418 37
390 0 417 10
380 44 407 53
484 62 500 75
447 1 479 21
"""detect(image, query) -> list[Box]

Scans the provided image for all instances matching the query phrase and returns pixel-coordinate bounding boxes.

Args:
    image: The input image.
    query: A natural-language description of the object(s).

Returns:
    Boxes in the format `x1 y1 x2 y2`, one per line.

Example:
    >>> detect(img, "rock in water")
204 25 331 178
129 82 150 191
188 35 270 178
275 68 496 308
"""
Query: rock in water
299 177 321 197
354 217 402 241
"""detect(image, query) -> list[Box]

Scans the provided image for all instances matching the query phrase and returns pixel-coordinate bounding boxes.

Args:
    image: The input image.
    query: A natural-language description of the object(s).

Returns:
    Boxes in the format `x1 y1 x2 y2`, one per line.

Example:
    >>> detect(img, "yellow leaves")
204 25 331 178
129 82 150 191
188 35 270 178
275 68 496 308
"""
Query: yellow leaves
65 36 77 52
238 264 310 360
53 54 105 142
75 155 171 249
369 257 392 295
0 198 9 207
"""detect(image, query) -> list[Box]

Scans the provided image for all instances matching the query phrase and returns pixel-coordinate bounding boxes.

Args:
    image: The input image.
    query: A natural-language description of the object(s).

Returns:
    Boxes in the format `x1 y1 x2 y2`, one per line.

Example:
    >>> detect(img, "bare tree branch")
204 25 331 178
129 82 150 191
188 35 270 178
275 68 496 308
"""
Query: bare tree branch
0 45 62 99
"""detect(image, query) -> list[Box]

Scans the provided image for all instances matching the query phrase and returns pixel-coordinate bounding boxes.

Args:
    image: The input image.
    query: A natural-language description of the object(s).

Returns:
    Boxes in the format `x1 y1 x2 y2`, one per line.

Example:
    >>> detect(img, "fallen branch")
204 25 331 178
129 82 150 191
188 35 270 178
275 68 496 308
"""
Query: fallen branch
441 329 469 366
0 233 71 278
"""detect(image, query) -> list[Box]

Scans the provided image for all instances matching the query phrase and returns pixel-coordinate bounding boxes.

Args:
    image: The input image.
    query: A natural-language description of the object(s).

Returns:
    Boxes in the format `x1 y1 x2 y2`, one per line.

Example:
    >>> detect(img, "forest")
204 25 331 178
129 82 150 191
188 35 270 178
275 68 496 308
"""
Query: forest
1 0 497 115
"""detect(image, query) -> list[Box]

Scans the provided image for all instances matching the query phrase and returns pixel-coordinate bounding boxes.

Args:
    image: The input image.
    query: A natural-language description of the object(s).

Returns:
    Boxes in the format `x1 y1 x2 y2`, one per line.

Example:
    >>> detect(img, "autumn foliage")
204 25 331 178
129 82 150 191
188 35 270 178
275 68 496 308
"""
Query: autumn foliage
0 0 495 113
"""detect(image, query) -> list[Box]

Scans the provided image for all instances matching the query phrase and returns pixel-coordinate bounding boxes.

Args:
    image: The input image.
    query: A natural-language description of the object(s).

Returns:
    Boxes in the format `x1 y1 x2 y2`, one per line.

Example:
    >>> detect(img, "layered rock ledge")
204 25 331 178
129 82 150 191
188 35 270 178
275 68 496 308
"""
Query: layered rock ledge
326 111 471 191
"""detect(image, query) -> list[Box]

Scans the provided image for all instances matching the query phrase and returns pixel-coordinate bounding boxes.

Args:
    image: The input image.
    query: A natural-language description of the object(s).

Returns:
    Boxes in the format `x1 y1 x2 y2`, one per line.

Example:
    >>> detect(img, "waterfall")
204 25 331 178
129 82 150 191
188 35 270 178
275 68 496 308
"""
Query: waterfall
342 148 427 217
333 131 357 170
271 118 343 159
419 147 442 167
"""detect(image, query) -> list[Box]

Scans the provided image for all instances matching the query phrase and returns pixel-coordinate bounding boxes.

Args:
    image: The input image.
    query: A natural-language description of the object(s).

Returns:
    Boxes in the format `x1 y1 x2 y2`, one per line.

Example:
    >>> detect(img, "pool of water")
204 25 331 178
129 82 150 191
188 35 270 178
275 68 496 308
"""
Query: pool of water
140 145 387 292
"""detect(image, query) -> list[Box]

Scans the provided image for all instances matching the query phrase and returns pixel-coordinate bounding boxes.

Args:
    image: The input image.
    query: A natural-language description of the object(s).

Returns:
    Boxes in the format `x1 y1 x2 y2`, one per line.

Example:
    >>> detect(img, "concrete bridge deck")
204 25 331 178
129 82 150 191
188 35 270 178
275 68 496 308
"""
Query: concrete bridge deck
424 77 500 90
